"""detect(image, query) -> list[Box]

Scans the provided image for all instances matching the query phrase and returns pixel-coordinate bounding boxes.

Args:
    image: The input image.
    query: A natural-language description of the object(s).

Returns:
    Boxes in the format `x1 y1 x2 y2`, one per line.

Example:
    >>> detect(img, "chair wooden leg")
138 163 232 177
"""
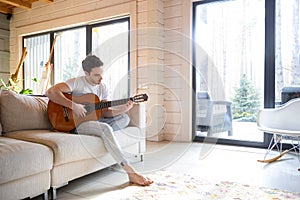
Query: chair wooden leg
258 150 289 163
259 134 300 170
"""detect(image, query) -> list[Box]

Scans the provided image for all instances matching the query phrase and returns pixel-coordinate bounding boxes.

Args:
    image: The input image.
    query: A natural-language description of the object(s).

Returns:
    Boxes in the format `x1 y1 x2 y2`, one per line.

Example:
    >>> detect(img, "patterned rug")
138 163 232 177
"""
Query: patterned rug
98 170 300 200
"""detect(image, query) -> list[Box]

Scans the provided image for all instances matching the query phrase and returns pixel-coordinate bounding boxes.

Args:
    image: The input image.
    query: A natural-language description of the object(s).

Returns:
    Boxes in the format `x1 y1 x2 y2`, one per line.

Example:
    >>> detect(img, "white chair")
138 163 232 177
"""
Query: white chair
257 98 300 170
196 91 233 136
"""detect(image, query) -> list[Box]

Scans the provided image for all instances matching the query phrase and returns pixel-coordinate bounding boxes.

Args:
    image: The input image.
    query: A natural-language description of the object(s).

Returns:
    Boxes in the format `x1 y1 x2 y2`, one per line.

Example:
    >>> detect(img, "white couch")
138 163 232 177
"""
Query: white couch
0 90 146 200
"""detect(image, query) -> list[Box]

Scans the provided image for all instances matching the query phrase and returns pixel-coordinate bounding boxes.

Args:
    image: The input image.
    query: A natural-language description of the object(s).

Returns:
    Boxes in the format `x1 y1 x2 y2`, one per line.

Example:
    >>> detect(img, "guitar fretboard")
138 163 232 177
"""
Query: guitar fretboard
95 97 133 110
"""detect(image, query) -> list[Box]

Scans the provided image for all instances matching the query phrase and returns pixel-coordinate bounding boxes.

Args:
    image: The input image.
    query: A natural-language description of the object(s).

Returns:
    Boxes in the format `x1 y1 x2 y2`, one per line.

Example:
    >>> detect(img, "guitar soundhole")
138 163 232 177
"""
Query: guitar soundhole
84 104 93 113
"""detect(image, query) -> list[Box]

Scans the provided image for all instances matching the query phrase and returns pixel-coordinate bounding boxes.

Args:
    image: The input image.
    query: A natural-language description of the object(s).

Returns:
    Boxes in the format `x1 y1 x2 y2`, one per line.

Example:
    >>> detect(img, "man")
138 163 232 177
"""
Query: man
45 55 153 186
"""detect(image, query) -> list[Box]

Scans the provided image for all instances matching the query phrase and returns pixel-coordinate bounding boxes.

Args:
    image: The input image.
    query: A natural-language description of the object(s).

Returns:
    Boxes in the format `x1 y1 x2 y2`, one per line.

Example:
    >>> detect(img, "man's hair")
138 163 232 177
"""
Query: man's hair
82 55 103 73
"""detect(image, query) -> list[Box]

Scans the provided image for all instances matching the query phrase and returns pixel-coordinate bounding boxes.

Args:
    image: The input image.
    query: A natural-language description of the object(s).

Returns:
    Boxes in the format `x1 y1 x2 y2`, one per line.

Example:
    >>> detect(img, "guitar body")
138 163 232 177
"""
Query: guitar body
48 93 148 132
47 93 102 132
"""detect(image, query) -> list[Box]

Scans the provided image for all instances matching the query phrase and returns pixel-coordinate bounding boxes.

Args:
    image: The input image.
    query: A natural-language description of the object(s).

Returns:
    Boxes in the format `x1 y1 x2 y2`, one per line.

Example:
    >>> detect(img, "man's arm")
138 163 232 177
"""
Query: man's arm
45 82 87 118
101 100 134 118
45 82 72 108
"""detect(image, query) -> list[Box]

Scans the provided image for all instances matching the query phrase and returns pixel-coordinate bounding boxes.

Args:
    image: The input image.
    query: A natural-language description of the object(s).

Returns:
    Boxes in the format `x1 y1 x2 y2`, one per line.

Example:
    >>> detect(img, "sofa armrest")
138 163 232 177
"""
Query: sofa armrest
127 103 146 129
127 103 146 154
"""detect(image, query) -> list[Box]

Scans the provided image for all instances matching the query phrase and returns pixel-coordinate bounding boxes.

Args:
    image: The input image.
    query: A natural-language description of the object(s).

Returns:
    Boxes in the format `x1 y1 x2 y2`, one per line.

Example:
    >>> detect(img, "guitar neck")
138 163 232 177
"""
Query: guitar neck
95 97 132 110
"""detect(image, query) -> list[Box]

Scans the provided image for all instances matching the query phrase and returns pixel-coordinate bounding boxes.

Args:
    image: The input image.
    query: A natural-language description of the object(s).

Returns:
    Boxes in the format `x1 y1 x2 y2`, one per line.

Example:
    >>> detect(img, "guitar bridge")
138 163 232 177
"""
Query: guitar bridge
62 106 69 122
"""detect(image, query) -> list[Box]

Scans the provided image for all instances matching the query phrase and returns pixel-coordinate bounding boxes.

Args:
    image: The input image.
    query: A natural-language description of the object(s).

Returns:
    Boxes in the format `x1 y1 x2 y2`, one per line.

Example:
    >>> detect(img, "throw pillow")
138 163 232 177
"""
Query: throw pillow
0 90 52 133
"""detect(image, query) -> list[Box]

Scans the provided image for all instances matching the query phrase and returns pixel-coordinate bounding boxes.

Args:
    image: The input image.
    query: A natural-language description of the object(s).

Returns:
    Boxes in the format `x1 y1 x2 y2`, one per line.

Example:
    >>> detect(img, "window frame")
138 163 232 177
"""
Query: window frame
22 17 130 97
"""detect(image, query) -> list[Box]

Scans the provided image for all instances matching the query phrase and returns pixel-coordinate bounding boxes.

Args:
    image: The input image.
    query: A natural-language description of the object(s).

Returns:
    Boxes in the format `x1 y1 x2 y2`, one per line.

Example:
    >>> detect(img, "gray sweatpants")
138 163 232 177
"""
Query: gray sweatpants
76 114 130 166
99 113 130 131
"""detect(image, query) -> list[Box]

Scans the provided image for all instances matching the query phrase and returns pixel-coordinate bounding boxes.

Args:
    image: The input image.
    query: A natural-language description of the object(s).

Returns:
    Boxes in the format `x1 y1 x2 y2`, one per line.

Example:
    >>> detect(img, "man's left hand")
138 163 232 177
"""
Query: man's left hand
124 100 134 112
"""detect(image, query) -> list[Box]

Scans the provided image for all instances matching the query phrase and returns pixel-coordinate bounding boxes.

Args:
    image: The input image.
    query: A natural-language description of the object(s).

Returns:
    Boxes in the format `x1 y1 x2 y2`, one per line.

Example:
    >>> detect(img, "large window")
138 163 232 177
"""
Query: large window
23 18 129 99
91 20 129 99
275 0 300 103
193 0 265 144
193 0 300 148
54 27 86 83
23 34 49 93
275 0 300 146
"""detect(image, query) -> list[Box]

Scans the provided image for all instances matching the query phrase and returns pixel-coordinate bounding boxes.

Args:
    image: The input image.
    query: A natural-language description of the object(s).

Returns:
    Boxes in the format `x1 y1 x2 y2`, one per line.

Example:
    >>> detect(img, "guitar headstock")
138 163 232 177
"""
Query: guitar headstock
131 93 148 103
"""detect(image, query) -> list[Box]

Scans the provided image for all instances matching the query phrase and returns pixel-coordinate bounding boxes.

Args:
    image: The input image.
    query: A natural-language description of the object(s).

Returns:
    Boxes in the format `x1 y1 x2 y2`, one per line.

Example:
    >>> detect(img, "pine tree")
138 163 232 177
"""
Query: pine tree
232 74 260 122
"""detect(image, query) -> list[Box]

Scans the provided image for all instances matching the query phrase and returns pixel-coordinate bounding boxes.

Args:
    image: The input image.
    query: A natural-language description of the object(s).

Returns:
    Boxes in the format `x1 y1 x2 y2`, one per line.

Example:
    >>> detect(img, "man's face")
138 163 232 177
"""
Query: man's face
85 67 103 85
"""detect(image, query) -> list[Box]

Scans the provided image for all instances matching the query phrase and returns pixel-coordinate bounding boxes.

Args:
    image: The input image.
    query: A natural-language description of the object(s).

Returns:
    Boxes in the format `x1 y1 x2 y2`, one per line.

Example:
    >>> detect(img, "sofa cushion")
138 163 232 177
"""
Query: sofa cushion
5 130 107 166
5 126 141 166
0 136 53 184
0 90 52 133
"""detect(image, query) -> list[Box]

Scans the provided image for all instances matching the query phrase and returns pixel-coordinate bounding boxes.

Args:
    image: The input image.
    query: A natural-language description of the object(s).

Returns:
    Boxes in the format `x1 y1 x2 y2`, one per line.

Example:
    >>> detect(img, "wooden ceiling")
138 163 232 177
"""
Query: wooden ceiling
0 0 53 14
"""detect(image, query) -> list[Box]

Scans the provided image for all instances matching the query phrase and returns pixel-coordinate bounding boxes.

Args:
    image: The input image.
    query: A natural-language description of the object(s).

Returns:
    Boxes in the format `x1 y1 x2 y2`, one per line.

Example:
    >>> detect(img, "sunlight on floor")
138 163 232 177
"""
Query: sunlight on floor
32 141 300 199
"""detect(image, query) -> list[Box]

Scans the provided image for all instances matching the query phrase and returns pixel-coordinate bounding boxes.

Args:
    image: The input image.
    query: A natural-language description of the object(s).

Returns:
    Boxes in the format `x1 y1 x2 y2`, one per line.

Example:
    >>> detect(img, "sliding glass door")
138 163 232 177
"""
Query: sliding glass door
275 0 300 104
275 0 300 146
193 0 265 145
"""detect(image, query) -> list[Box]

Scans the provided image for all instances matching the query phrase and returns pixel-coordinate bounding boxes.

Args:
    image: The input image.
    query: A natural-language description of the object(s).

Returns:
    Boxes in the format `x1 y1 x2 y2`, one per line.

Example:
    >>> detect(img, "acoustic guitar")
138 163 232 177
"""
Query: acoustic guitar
47 93 148 132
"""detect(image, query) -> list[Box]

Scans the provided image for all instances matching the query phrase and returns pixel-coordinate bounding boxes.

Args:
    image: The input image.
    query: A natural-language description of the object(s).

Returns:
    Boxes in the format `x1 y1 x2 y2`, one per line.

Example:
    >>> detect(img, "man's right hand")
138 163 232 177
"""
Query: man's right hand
72 103 87 118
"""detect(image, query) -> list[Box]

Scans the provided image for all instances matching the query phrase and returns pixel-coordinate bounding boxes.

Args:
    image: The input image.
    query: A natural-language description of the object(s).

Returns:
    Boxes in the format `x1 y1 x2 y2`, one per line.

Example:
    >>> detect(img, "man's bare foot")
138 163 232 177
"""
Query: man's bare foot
122 163 153 186
128 172 153 186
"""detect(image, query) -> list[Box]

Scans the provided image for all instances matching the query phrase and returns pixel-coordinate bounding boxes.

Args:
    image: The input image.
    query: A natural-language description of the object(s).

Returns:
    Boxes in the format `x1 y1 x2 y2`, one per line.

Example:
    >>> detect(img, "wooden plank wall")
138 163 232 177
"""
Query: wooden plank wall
8 0 193 142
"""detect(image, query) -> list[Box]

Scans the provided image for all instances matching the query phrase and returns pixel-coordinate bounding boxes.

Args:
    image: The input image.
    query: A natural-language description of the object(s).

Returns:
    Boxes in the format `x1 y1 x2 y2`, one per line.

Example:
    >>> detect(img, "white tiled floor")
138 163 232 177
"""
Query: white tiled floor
33 141 300 199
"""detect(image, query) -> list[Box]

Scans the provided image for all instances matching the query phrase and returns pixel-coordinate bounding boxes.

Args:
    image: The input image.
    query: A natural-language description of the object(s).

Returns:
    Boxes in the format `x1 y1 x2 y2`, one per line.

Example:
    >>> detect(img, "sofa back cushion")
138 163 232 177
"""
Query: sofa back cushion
0 90 52 133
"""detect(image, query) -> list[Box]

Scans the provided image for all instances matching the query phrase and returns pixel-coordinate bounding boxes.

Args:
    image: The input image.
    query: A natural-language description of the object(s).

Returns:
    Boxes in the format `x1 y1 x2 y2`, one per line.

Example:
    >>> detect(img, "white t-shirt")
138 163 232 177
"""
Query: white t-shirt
65 76 109 101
